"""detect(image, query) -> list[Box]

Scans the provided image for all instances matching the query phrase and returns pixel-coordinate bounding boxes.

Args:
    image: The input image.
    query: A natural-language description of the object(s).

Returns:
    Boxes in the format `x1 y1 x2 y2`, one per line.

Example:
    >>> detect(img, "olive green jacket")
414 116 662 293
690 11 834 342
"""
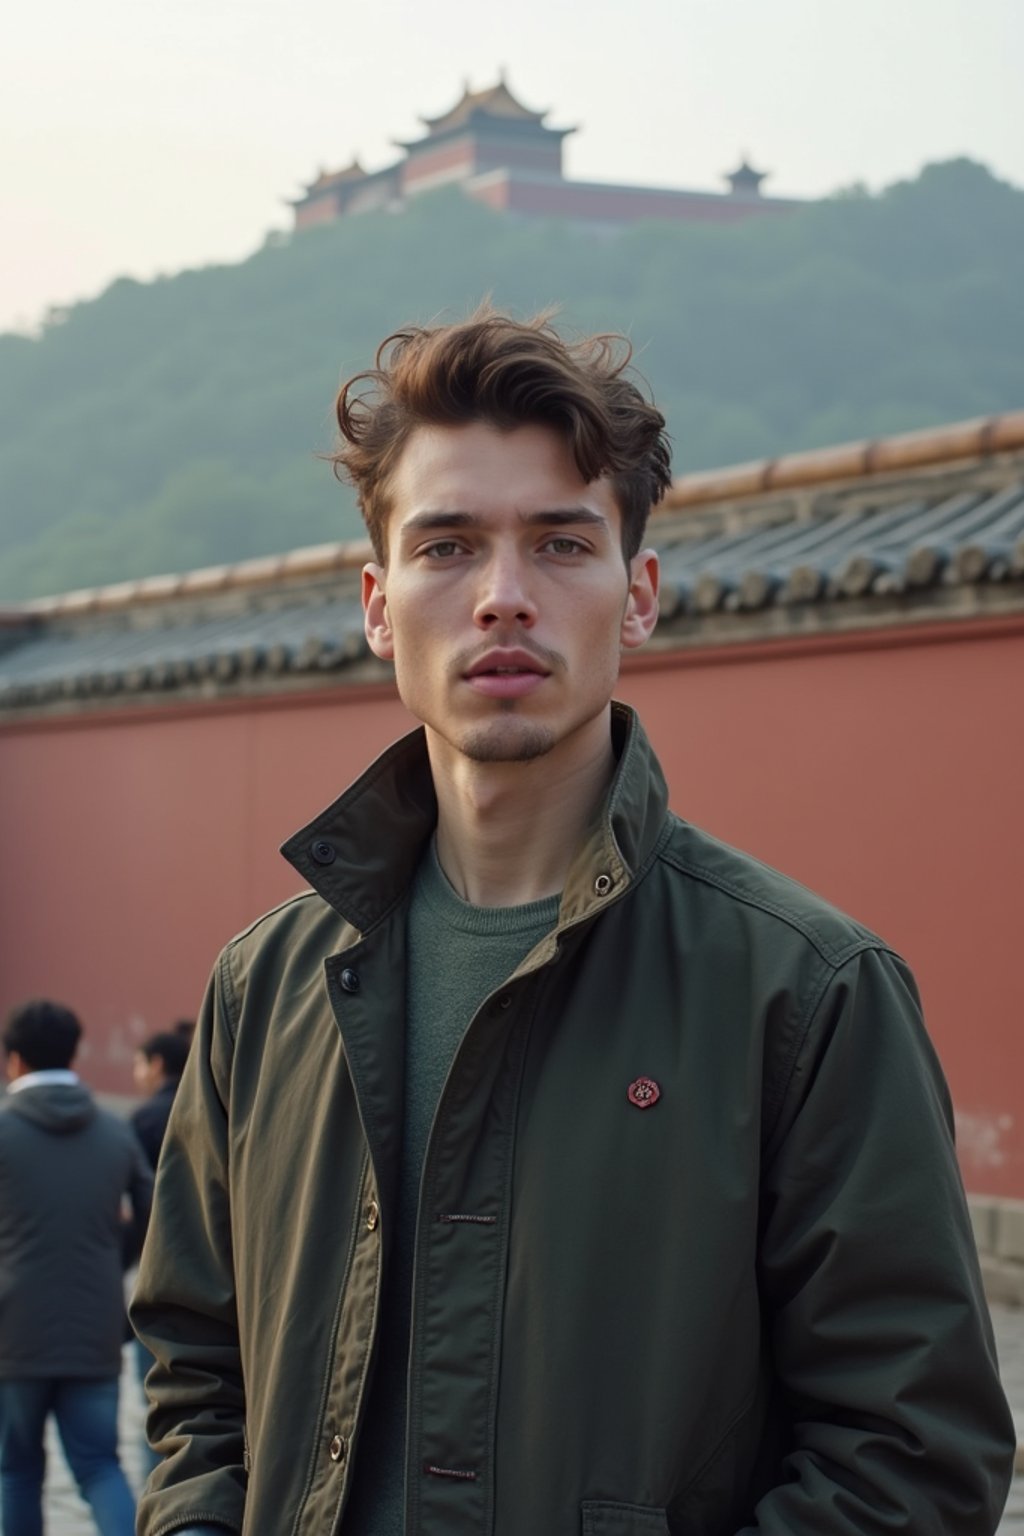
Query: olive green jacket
132 704 1014 1536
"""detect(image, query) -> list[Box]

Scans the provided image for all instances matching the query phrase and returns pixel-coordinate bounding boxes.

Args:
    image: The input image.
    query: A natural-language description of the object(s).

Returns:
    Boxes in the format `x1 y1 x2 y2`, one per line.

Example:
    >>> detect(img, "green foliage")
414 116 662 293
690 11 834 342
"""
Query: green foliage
1 158 1022 599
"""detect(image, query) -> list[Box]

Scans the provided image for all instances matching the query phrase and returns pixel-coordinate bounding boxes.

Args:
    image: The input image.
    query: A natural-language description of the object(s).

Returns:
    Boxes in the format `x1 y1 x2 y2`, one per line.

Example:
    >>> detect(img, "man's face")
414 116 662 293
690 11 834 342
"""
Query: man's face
133 1051 162 1096
362 421 659 766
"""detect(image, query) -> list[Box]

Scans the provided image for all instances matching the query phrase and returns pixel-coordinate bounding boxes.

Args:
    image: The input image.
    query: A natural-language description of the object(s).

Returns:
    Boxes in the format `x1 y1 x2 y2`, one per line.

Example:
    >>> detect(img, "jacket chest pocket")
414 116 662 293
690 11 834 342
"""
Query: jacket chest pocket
581 1501 669 1536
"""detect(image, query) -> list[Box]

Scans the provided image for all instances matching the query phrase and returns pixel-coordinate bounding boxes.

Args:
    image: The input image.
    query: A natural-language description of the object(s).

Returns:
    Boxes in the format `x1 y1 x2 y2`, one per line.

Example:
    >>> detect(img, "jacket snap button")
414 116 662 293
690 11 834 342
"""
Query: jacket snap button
594 873 613 897
329 1433 347 1463
366 1200 380 1232
311 838 336 866
341 968 360 993
497 993 512 1010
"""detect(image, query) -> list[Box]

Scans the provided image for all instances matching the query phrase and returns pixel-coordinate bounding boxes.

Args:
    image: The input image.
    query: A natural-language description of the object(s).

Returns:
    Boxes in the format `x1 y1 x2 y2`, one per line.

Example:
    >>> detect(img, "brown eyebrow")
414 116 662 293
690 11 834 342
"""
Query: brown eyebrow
399 507 611 537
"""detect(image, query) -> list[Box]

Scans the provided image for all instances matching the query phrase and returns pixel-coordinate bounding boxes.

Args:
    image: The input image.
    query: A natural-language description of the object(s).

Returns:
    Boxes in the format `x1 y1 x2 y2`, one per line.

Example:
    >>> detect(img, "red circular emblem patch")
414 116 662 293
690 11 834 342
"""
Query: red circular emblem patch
627 1076 661 1109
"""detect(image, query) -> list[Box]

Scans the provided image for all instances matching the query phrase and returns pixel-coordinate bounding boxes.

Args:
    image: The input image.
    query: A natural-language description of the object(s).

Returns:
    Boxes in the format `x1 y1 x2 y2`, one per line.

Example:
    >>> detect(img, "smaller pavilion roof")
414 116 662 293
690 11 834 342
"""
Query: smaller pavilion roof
725 157 767 195
303 159 369 194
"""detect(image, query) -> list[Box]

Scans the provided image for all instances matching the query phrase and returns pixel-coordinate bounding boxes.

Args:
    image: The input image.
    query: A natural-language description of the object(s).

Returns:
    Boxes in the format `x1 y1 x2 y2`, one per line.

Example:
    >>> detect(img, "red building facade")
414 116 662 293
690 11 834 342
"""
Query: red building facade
291 79 797 231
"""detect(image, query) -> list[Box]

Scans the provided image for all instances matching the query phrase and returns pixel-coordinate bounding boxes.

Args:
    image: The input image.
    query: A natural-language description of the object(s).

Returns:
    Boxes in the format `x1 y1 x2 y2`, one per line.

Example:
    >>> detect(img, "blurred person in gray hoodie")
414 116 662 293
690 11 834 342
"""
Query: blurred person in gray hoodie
0 1000 152 1536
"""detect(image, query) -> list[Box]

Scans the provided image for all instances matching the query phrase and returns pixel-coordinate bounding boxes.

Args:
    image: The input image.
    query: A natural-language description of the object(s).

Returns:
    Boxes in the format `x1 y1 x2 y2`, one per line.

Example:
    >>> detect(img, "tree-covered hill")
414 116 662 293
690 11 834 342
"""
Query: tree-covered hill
1 158 1021 600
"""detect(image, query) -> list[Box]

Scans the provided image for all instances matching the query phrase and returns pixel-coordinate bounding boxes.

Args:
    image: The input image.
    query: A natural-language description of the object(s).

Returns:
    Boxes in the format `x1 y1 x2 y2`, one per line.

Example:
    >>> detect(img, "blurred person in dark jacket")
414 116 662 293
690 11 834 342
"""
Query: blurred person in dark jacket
0 999 152 1536
129 1027 191 1475
131 1029 191 1174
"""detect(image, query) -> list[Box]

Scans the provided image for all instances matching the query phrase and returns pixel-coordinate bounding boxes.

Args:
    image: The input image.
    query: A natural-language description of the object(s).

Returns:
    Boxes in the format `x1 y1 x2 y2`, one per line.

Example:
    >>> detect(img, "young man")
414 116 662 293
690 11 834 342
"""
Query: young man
133 312 1015 1536
0 999 152 1536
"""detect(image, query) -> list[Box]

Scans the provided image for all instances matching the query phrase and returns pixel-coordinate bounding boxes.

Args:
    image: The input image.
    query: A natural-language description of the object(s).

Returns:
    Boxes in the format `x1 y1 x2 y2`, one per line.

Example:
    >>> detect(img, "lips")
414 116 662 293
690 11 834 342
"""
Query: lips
463 649 550 699
464 649 550 680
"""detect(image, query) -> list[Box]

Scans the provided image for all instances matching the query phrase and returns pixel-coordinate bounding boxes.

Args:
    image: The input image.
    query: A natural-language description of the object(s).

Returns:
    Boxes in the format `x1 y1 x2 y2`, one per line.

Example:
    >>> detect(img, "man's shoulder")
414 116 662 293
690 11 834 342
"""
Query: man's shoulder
216 889 353 1004
227 887 350 952
130 1093 164 1135
0 1085 130 1150
654 815 886 970
0 1093 23 1140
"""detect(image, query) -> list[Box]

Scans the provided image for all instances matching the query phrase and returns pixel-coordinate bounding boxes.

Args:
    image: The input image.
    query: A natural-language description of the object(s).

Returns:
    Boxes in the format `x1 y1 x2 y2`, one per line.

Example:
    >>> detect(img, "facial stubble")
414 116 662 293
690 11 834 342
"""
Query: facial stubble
458 703 558 764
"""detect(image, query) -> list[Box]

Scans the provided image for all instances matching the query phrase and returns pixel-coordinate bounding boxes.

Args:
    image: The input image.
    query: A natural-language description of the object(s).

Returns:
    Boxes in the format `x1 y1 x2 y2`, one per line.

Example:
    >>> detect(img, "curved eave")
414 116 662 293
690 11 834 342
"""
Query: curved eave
395 119 575 153
660 410 1024 511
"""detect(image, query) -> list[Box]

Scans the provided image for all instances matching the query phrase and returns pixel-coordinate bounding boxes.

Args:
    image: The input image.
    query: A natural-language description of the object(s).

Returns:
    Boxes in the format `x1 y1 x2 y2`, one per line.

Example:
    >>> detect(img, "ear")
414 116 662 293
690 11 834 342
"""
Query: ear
5 1051 28 1083
620 550 660 651
362 563 394 661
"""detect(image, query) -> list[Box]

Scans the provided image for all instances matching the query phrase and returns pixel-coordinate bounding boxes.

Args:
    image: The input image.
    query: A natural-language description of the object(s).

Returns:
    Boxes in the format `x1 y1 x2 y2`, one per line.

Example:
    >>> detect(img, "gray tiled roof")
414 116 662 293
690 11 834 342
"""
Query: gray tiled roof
657 482 1024 615
1 472 1022 713
0 591 369 705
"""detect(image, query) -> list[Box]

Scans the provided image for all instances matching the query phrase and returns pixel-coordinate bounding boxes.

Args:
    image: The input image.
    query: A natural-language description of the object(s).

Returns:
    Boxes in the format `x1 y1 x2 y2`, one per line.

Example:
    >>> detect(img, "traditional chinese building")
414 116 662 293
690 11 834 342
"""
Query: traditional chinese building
291 78 797 231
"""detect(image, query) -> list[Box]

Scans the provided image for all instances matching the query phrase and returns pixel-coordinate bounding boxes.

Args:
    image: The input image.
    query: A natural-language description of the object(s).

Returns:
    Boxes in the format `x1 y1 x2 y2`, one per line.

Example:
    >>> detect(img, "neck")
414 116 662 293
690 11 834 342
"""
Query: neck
428 708 615 907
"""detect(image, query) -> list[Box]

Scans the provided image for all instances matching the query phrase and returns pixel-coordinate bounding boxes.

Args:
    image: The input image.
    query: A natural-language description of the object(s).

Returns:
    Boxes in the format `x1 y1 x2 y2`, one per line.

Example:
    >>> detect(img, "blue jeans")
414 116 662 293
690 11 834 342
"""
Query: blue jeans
133 1337 161 1479
0 1376 136 1536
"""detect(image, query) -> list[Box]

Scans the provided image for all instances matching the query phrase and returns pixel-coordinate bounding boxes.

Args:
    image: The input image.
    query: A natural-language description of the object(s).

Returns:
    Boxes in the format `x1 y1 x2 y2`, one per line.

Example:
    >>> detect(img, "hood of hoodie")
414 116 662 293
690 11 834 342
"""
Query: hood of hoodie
4 1081 97 1134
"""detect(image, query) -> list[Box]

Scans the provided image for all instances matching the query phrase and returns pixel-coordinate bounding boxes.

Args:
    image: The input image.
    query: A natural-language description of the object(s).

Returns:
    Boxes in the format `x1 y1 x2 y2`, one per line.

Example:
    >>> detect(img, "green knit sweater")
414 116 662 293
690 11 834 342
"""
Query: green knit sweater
343 841 559 1534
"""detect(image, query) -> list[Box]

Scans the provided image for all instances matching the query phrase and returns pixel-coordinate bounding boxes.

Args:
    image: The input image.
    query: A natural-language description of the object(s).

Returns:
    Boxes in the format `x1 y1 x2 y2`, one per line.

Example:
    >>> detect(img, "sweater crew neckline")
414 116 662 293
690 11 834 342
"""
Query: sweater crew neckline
419 838 561 938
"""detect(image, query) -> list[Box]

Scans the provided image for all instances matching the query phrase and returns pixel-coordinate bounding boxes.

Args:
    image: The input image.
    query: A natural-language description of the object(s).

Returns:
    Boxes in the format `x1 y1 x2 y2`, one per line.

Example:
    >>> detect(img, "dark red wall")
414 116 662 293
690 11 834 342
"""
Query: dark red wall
624 620 1024 1197
1 617 1021 1195
0 690 409 1091
494 176 791 224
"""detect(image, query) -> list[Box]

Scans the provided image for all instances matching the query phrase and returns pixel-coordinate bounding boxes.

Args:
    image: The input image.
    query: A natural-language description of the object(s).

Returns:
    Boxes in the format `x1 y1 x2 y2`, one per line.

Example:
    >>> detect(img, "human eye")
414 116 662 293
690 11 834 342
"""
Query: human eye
542 535 587 556
422 539 464 560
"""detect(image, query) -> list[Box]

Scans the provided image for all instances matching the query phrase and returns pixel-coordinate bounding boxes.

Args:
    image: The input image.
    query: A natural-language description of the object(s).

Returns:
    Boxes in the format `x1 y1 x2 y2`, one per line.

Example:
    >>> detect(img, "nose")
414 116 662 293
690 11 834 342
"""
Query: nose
472 547 537 629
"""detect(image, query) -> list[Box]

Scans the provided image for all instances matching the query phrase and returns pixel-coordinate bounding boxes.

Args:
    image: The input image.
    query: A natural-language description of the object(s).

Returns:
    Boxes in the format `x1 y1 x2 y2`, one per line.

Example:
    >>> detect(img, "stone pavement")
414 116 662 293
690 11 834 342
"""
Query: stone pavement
39 1304 1024 1534
994 1303 1024 1530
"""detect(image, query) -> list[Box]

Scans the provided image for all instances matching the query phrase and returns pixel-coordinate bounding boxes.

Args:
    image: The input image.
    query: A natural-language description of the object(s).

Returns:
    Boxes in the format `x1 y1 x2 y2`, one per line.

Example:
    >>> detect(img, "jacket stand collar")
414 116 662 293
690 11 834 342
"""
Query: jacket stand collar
280 702 670 935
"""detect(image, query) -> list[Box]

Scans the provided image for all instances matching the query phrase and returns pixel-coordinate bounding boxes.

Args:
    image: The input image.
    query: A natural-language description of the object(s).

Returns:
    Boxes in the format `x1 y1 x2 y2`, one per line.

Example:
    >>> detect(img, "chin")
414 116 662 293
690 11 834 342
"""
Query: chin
458 718 557 764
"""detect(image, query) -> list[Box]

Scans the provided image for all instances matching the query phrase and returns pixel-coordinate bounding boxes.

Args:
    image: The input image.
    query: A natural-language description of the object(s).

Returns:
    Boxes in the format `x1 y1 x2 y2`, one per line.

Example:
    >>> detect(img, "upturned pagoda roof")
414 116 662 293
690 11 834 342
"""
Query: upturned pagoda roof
419 79 548 134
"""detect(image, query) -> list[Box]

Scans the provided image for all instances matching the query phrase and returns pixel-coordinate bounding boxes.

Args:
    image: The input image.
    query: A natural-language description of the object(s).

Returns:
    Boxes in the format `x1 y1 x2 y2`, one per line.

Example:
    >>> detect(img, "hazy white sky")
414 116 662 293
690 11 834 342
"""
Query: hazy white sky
3 0 1022 335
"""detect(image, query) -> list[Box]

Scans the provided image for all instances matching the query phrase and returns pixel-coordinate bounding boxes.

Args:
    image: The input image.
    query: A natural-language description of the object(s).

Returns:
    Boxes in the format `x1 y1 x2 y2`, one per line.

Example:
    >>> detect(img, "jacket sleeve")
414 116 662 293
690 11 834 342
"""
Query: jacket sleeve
130 952 247 1536
745 945 1015 1535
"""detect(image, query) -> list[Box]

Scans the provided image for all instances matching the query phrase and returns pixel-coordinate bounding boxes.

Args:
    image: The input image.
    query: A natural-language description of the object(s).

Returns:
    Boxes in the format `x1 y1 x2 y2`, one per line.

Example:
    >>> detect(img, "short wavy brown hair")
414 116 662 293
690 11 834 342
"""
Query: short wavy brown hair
331 307 672 563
